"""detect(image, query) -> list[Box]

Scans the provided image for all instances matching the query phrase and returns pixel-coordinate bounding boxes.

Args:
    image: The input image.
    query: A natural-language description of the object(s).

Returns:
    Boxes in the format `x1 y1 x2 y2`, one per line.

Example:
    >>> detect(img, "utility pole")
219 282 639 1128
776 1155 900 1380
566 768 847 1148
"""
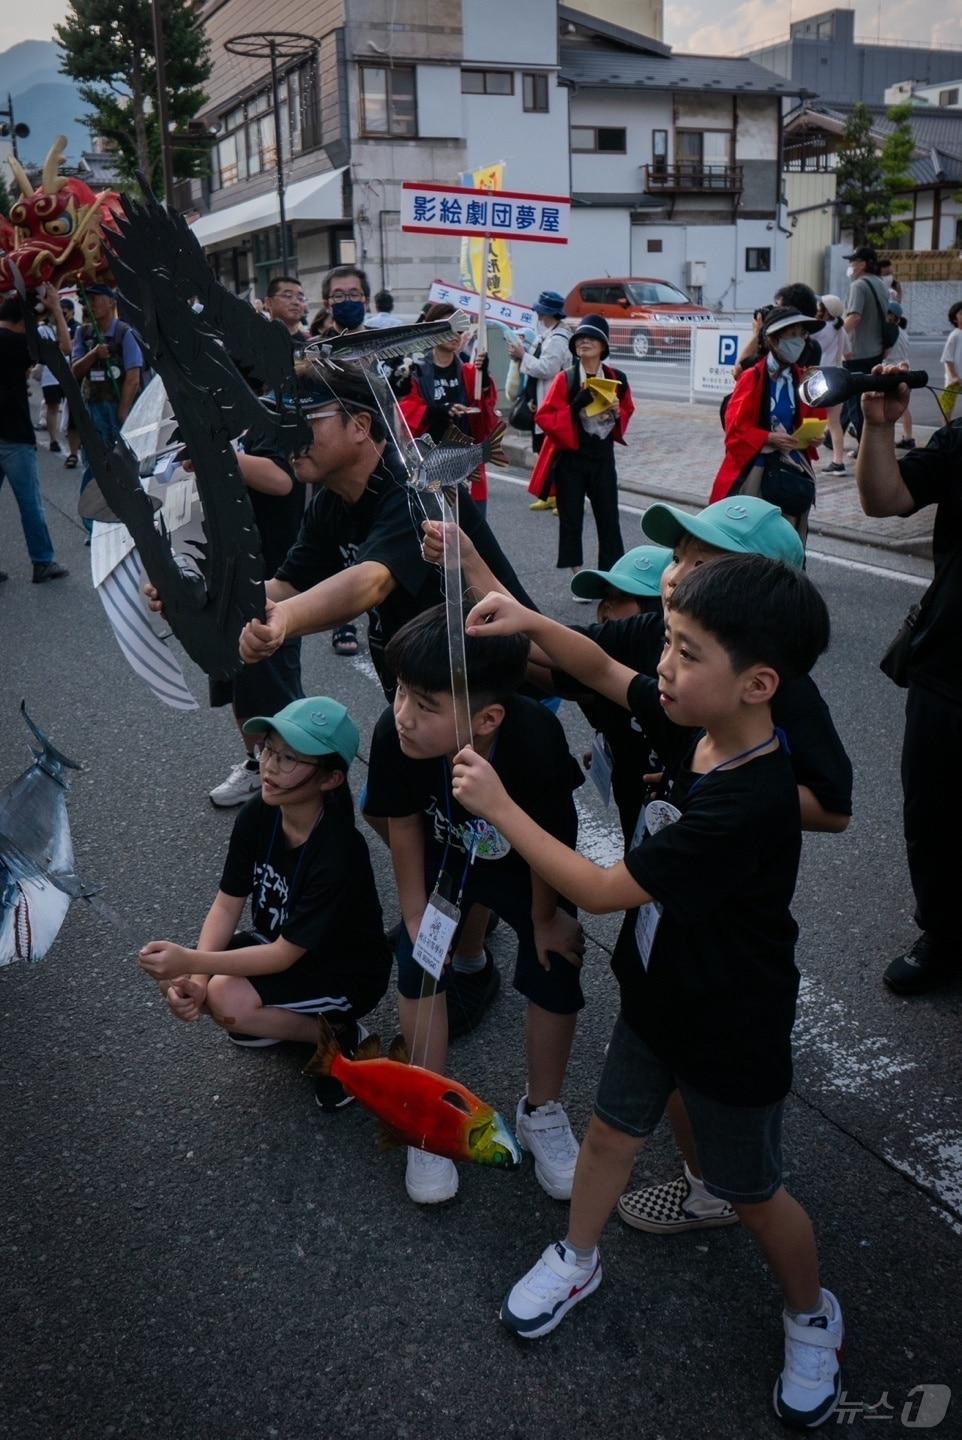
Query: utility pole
151 0 175 203
224 32 316 277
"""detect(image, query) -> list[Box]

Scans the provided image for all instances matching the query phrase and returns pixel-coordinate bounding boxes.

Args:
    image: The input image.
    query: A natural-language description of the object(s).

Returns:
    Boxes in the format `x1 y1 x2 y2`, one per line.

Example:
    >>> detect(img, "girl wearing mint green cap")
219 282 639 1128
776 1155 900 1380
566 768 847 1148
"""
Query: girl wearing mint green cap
138 697 392 1112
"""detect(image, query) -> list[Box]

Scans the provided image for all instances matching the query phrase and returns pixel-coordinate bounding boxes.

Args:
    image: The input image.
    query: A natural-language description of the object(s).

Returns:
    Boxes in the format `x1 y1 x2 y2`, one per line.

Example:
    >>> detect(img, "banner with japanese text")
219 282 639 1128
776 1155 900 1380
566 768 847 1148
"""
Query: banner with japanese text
459 164 513 300
427 278 537 332
401 183 570 246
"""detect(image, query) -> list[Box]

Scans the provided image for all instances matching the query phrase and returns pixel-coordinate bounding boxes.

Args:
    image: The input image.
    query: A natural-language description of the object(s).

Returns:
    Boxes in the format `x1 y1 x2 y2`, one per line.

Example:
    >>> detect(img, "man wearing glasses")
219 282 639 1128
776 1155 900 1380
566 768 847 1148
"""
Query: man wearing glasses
264 277 309 342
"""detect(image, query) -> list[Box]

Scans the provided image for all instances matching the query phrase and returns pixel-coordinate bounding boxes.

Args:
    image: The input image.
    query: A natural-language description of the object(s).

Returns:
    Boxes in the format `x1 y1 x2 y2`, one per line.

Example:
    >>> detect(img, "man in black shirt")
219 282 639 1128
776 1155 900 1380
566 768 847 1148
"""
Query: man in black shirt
238 361 533 691
857 370 962 994
0 291 70 584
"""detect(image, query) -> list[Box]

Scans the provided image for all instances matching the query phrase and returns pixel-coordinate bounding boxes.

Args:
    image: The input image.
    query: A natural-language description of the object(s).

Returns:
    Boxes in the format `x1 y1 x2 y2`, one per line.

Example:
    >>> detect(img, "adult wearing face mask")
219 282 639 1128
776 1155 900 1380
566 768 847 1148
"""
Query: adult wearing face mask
508 291 572 457
709 307 826 543
842 245 890 447
322 265 370 337
318 264 371 657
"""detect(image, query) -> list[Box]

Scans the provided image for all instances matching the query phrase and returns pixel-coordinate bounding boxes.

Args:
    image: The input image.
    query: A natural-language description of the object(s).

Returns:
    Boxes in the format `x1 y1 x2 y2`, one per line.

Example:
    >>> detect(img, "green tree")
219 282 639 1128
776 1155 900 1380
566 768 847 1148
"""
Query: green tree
835 102 884 245
876 103 916 245
0 168 12 219
56 0 212 199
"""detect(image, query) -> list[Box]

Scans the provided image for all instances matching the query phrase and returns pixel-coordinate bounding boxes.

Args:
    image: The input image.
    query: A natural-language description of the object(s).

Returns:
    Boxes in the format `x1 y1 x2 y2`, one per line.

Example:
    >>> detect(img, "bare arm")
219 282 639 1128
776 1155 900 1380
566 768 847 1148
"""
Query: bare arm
843 312 860 335
451 751 650 914
420 519 502 598
237 452 293 496
265 577 299 603
466 592 636 711
855 367 915 518
196 890 246 951
276 560 396 640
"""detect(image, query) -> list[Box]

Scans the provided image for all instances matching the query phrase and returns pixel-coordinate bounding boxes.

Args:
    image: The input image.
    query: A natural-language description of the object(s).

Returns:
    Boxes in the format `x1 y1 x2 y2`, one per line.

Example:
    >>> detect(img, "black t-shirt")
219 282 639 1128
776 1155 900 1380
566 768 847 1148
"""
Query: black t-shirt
0 329 36 446
424 358 466 441
219 794 389 984
611 716 802 1106
365 696 583 893
274 450 535 688
899 422 962 704
244 448 306 578
602 621 853 821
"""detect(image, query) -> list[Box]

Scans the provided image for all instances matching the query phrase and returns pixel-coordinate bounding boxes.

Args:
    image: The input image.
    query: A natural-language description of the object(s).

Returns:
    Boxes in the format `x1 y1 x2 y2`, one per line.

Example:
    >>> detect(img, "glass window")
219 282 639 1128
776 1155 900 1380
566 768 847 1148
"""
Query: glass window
939 87 959 106
647 238 663 252
676 131 702 162
652 129 667 173
461 70 485 94
625 281 692 305
360 64 416 136
579 285 605 303
215 134 238 188
571 127 595 151
745 247 772 272
597 128 626 152
461 69 514 95
522 72 548 112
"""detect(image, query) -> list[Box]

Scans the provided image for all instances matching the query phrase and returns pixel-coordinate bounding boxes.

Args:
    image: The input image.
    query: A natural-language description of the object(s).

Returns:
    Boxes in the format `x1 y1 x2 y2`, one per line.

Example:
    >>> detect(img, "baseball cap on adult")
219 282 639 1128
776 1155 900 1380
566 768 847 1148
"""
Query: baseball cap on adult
641 497 805 568
844 245 878 264
571 545 671 599
243 697 360 766
85 283 117 298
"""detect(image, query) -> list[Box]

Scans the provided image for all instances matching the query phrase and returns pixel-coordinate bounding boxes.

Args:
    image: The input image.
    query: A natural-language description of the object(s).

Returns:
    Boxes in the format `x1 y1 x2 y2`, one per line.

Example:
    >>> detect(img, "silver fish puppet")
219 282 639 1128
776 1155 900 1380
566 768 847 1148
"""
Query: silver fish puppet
311 311 471 365
406 421 508 494
0 706 96 966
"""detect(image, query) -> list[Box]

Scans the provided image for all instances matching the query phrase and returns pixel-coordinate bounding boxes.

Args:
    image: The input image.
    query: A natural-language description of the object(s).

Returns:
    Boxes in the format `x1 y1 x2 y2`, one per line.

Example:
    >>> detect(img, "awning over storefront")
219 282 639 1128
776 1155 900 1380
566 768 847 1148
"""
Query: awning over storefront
189 167 347 249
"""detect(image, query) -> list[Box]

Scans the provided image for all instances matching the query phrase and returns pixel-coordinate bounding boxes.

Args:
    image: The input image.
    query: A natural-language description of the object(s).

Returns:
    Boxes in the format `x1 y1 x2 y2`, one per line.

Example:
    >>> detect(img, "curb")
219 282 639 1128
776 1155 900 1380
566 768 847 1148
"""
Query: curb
501 439 933 562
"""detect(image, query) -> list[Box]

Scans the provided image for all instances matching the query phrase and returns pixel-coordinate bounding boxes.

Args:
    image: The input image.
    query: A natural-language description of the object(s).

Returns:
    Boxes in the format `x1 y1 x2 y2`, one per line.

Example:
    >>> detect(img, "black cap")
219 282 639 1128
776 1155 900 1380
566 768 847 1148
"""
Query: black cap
843 245 878 263
761 305 822 338
569 313 610 358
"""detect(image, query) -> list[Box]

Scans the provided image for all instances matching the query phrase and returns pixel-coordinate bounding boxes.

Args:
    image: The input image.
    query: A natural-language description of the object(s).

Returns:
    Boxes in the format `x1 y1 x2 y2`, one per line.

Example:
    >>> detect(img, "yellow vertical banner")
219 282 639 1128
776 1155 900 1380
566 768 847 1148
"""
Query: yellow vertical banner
462 163 513 300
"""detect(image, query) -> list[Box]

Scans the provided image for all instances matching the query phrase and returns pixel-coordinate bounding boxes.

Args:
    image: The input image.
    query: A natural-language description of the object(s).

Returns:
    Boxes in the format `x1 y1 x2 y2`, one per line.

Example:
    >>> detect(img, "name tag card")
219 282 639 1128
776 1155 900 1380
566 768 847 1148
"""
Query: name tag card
412 892 461 980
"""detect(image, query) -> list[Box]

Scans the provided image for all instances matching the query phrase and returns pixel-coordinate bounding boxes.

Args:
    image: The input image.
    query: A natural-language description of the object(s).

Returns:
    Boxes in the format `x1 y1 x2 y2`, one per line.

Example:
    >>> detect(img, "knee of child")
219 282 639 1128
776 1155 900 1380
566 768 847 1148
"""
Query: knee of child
206 973 258 1027
729 1185 787 1229
586 1112 643 1158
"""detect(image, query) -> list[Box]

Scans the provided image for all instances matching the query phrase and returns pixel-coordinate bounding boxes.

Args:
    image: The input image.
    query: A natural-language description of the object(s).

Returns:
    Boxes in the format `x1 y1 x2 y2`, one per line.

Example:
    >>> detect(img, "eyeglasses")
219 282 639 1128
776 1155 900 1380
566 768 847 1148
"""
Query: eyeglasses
329 288 365 302
254 741 319 774
273 290 306 303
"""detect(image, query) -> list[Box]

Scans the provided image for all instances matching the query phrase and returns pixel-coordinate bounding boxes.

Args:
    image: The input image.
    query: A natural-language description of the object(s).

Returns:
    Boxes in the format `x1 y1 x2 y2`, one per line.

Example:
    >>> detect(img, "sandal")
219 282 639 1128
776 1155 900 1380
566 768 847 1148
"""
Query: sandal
64 455 79 469
331 623 359 657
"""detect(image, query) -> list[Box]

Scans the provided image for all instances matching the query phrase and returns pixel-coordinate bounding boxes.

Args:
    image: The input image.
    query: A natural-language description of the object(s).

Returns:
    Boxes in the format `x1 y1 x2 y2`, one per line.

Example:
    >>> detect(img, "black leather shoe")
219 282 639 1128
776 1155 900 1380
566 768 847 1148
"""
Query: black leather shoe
32 562 69 584
884 935 954 995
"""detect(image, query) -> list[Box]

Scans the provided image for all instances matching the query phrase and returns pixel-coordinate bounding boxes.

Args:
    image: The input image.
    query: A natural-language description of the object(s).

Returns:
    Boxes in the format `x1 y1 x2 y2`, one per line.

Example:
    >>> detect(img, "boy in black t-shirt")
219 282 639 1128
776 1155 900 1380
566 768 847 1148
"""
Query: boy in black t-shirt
364 603 586 1207
454 558 845 1431
139 698 391 1111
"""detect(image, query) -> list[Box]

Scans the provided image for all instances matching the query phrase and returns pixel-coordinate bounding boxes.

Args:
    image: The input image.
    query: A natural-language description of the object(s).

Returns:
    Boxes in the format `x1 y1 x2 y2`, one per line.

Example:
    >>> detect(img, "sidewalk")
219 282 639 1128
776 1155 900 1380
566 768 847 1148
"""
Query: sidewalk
504 399 935 558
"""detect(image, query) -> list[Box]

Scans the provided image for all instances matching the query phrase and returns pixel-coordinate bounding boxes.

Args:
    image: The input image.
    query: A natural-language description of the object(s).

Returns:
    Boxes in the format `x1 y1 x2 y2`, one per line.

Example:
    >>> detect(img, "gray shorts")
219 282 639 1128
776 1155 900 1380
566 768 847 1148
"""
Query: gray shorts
594 1014 784 1204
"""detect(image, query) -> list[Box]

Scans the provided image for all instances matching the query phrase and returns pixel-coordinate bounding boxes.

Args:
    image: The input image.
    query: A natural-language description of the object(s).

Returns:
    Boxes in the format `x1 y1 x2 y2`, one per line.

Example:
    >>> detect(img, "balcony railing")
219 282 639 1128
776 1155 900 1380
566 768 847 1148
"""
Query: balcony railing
644 162 744 193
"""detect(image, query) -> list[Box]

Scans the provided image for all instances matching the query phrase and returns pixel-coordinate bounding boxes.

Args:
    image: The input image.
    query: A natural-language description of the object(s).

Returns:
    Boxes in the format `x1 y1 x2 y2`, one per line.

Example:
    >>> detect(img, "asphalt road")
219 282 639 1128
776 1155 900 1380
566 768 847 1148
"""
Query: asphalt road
2 451 960 1440
623 338 947 430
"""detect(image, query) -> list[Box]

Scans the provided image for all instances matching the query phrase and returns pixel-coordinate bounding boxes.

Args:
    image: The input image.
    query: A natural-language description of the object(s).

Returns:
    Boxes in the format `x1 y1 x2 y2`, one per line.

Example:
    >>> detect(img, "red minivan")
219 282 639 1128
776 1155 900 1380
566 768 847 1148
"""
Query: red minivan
564 277 713 360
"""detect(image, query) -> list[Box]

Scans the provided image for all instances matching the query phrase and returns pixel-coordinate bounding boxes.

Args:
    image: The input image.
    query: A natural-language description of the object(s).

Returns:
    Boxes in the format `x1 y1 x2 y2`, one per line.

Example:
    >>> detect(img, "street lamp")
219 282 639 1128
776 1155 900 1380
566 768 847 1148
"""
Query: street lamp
223 31 317 277
0 94 30 159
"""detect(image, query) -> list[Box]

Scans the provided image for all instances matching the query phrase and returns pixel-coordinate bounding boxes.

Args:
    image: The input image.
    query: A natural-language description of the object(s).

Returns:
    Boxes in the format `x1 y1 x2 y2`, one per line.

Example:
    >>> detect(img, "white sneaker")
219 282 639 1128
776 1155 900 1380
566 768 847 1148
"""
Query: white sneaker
500 1241 602 1338
209 761 261 808
516 1097 580 1200
405 1146 459 1204
773 1288 844 1428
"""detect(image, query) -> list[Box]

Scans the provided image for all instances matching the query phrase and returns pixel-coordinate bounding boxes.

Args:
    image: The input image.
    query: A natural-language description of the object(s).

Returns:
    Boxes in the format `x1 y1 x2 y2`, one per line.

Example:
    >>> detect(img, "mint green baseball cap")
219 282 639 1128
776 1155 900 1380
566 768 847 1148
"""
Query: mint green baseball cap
570 545 671 600
641 497 805 569
243 697 360 766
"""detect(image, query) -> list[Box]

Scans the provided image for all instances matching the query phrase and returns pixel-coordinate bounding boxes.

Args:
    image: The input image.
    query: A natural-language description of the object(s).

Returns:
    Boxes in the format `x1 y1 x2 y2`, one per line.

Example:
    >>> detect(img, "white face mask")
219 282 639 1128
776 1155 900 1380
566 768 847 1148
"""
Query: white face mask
845 265 856 279
776 336 806 364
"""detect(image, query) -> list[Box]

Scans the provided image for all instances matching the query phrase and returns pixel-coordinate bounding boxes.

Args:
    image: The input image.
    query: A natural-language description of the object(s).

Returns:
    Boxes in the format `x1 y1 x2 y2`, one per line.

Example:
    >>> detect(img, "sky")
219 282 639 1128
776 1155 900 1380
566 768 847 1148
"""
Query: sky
2 0 961 58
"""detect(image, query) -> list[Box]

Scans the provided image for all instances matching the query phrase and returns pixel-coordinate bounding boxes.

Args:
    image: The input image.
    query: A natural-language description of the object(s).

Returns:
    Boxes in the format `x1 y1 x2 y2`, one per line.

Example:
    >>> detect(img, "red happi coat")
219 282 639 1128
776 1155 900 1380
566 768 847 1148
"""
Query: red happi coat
709 358 826 504
528 364 635 500
398 359 499 503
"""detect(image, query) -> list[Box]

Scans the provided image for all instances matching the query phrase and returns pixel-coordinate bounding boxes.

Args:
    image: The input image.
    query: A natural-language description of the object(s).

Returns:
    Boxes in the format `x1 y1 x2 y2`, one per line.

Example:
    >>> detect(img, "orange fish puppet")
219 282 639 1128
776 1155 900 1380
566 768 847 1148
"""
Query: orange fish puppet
305 1017 522 1170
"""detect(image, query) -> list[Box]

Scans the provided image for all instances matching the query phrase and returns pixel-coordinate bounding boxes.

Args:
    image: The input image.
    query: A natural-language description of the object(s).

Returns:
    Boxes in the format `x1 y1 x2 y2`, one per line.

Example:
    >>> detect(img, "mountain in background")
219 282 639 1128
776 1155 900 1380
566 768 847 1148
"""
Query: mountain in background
0 40 90 168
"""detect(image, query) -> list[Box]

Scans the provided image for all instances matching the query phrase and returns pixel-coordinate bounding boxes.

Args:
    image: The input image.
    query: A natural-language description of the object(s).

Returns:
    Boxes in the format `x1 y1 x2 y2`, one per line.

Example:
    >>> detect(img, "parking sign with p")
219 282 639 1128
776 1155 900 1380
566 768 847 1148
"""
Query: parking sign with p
718 334 739 366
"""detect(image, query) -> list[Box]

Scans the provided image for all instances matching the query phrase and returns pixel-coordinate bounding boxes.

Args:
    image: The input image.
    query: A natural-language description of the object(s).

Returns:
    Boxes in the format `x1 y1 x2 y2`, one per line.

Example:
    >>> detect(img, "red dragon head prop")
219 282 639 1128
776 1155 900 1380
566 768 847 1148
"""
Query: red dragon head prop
0 135 122 292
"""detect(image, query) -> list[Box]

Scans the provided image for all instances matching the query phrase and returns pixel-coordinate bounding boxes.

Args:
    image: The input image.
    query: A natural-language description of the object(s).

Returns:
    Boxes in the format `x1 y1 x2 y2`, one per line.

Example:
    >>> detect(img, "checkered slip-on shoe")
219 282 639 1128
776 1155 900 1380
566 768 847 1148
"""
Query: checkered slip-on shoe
617 1174 739 1235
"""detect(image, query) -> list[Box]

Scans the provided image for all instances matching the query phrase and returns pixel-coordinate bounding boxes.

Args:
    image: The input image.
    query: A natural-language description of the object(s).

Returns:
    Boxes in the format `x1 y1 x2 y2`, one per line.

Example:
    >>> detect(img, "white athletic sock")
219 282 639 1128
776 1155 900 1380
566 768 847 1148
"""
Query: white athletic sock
561 1239 597 1268
452 951 486 974
788 1290 831 1323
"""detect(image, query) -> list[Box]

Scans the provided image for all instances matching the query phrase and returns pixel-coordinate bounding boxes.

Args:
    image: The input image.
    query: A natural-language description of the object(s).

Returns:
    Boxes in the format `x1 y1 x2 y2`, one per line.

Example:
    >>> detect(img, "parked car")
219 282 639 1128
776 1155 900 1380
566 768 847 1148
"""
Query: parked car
563 278 714 360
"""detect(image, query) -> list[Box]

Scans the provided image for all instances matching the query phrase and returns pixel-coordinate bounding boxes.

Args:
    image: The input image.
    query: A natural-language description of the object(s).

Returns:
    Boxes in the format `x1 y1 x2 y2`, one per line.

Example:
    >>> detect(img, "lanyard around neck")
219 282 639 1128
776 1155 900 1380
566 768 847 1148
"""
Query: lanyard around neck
687 729 782 799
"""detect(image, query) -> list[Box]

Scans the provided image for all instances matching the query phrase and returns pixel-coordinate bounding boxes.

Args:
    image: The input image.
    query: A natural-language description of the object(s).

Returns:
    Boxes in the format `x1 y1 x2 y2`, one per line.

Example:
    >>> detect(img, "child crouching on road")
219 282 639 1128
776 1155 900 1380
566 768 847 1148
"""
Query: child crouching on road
363 603 586 1207
453 558 844 1431
139 698 392 1111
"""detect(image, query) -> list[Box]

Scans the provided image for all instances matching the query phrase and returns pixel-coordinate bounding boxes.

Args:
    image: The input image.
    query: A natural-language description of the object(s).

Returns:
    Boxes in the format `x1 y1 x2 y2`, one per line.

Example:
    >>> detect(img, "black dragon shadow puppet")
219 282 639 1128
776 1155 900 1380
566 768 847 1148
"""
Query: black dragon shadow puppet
15 179 473 682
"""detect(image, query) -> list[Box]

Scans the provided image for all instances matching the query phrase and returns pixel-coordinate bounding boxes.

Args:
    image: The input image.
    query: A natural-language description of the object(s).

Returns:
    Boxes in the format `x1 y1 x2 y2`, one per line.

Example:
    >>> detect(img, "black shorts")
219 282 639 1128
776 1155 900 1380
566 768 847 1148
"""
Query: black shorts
394 850 584 1016
42 384 65 405
209 639 303 716
230 931 390 1019
594 1015 785 1204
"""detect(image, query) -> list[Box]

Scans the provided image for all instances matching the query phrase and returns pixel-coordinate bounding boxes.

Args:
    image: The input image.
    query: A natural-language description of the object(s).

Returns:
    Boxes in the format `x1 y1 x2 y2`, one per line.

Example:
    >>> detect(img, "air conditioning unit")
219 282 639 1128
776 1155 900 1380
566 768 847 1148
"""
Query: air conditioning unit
686 259 707 287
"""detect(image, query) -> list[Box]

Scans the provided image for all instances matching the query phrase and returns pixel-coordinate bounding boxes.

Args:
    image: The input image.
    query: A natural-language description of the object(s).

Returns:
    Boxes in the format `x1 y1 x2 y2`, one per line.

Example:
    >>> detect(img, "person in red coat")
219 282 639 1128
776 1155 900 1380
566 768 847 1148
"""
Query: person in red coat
529 314 634 577
397 301 499 520
711 307 826 542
